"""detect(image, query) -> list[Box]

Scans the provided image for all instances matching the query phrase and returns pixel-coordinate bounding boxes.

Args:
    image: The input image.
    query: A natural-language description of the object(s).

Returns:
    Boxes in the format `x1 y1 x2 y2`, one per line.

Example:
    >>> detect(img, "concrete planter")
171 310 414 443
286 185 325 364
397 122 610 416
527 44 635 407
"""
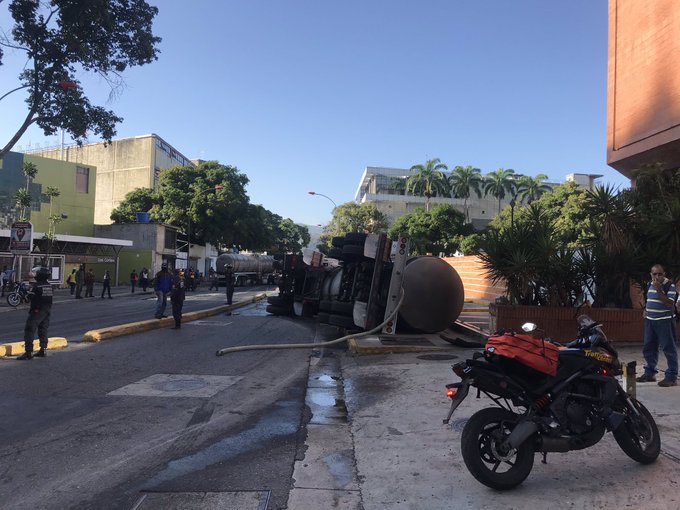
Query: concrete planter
488 303 658 343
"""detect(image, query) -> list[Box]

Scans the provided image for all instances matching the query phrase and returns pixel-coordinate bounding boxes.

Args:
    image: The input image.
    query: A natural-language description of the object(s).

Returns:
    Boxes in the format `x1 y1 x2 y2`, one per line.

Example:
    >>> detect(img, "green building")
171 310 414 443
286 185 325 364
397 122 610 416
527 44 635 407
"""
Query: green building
0 151 130 285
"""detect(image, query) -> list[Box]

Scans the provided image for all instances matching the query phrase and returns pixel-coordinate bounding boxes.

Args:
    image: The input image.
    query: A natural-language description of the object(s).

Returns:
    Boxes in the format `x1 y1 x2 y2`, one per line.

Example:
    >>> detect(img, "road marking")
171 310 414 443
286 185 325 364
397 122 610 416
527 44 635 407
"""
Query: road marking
108 374 242 398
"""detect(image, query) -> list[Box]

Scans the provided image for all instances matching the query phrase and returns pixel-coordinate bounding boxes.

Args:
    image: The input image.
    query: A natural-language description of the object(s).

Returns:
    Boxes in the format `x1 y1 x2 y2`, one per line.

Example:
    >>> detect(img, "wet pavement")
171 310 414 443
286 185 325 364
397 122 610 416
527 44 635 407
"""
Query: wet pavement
291 336 680 510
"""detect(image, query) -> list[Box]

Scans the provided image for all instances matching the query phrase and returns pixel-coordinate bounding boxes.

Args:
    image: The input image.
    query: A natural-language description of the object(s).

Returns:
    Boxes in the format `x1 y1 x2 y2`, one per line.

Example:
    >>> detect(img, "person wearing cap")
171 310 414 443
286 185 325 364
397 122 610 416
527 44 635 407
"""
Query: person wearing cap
154 263 173 319
225 264 235 305
17 267 53 360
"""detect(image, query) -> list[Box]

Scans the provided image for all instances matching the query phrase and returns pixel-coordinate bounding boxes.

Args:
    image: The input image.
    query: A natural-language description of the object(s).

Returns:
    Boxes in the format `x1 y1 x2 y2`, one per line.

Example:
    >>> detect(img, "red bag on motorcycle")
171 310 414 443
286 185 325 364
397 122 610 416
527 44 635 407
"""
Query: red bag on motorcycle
486 332 560 376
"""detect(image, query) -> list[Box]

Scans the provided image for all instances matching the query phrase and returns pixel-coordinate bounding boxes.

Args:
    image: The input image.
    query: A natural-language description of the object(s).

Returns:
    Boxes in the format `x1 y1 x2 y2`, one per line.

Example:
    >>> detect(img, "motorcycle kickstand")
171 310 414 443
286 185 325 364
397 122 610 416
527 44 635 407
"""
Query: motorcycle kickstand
541 452 548 464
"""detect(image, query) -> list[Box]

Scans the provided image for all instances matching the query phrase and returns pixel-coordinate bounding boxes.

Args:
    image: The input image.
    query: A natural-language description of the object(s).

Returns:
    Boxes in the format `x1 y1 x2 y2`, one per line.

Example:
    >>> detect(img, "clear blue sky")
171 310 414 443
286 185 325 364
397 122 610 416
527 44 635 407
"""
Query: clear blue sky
0 0 627 226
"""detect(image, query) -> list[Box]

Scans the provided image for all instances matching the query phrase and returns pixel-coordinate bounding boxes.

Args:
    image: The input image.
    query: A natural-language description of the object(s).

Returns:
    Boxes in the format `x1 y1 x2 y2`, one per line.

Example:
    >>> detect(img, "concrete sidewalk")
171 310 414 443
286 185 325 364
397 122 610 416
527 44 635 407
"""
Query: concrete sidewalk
292 340 680 510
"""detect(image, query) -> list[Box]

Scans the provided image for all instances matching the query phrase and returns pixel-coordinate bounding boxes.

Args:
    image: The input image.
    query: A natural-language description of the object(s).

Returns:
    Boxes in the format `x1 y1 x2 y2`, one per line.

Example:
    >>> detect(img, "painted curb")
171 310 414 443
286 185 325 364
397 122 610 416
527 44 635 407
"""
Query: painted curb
82 293 268 343
0 337 68 357
347 338 451 355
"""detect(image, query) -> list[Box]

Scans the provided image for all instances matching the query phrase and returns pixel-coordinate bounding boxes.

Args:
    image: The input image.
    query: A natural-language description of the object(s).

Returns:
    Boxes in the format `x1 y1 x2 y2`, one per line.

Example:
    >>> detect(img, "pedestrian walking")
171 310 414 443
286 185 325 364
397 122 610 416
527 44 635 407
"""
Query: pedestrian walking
225 264 235 305
637 263 678 387
75 265 85 299
170 271 186 329
188 268 196 291
101 270 112 299
140 268 149 292
208 267 219 291
1 265 9 297
66 268 76 295
130 269 138 293
84 268 95 297
154 263 173 319
17 267 53 360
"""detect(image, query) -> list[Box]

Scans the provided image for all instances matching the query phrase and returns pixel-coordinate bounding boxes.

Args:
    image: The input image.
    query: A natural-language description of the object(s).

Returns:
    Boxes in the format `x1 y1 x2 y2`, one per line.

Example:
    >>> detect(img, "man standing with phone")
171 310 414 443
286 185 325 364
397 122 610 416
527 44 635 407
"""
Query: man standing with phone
637 264 678 386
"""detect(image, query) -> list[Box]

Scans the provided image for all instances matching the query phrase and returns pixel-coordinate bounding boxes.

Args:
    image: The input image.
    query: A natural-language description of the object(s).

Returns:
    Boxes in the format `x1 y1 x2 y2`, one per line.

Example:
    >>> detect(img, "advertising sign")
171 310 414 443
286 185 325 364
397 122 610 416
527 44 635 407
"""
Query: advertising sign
10 221 33 255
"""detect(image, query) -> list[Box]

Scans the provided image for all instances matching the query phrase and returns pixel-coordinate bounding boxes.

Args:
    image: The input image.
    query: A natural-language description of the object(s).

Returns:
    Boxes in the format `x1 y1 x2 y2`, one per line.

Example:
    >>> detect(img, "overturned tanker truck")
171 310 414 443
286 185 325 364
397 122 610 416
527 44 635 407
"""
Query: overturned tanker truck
266 232 465 334
215 253 277 286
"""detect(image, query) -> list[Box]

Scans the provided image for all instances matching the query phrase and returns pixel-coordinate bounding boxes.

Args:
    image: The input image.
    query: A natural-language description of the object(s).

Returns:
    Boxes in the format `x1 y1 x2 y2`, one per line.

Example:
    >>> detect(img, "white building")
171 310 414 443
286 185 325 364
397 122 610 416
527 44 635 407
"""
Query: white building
354 166 601 229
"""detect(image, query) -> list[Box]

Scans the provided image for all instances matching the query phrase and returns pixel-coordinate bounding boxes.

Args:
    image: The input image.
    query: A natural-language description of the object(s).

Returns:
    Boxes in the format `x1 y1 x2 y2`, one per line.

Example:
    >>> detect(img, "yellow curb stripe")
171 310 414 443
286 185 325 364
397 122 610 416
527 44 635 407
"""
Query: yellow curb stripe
0 337 68 357
82 292 268 343
347 338 451 355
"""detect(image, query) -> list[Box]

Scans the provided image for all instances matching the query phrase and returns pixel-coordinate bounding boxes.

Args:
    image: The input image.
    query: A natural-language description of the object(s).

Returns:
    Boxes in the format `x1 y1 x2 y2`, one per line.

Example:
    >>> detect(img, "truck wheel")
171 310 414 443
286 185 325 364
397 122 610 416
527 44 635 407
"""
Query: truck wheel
266 304 292 316
328 248 343 259
344 233 367 245
319 299 334 312
331 300 354 315
342 244 364 261
328 314 357 329
267 295 292 306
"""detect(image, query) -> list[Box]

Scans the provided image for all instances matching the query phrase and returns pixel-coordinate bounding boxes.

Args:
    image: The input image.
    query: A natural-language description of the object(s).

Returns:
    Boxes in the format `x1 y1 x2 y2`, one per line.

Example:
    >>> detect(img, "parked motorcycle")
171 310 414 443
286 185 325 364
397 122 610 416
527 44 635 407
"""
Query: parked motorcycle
6 281 31 307
444 315 660 490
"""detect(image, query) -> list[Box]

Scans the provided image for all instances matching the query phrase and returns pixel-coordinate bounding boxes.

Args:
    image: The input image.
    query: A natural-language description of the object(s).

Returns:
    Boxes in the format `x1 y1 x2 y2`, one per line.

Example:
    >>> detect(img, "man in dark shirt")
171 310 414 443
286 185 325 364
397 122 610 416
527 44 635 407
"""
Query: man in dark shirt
17 267 53 360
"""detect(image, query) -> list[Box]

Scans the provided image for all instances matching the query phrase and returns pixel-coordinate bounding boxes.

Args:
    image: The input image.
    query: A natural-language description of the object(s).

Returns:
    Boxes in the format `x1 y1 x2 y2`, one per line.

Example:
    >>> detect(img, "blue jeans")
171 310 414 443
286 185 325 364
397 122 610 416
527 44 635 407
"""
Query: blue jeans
155 291 168 318
643 318 678 380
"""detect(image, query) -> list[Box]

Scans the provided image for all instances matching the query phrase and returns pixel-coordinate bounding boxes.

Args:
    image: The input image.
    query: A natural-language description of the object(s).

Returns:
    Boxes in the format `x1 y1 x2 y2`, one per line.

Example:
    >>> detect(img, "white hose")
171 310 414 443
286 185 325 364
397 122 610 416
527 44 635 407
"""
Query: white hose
215 288 405 356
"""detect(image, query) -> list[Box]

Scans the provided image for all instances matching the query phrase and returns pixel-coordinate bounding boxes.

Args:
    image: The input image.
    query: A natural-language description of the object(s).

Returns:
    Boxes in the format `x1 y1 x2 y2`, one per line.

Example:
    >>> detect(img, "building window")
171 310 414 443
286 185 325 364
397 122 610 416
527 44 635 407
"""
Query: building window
164 228 176 250
76 166 90 193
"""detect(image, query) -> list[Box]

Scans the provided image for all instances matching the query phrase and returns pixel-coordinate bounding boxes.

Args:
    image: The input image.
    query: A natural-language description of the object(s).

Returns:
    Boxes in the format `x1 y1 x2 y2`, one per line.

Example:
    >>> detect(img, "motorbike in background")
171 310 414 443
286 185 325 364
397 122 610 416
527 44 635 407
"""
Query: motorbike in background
6 281 31 307
444 316 660 490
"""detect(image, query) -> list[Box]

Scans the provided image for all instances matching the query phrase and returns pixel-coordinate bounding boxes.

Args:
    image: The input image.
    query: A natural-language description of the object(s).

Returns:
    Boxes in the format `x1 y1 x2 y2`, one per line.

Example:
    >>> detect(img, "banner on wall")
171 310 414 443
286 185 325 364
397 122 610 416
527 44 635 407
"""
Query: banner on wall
10 221 33 255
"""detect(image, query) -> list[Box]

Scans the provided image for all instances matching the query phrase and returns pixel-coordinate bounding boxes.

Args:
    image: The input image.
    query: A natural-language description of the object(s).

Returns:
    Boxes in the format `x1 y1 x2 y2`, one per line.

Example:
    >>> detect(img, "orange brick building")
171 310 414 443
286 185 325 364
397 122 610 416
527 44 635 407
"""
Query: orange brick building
607 0 680 177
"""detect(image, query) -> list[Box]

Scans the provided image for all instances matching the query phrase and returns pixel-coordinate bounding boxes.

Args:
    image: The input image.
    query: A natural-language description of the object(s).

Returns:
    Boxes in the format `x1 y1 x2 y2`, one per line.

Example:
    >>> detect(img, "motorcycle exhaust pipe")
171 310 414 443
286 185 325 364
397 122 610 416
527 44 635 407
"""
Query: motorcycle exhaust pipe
537 437 571 453
507 421 538 449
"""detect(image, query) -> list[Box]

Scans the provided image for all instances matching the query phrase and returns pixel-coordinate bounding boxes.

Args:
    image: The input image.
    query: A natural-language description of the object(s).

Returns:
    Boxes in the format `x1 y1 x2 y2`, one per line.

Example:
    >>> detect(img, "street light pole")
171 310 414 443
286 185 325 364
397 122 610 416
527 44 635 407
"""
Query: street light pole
187 185 224 270
308 191 337 208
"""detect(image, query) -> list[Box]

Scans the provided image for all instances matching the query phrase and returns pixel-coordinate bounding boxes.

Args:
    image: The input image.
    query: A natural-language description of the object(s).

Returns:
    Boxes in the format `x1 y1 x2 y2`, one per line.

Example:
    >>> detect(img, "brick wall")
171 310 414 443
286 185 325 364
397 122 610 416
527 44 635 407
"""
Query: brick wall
443 256 505 303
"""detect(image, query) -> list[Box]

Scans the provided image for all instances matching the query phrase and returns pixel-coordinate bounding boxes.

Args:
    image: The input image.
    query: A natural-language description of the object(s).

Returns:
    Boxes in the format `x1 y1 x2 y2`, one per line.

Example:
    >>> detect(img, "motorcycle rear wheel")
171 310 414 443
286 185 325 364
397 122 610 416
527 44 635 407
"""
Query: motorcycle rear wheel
461 407 534 490
7 292 21 307
612 398 660 464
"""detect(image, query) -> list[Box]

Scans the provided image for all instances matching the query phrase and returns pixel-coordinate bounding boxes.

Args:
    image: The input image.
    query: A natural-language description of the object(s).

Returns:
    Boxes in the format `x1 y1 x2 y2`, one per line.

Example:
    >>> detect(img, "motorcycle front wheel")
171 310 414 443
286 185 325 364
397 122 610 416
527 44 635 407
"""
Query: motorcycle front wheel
460 407 534 490
613 398 660 464
6 292 21 307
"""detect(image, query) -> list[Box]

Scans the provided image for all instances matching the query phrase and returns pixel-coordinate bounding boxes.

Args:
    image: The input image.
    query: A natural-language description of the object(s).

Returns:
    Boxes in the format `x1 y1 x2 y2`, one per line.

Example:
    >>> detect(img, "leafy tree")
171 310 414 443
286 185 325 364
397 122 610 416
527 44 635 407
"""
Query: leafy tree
320 202 388 246
448 165 483 223
110 187 156 223
14 187 31 221
0 0 161 157
275 218 311 254
406 158 449 211
489 181 589 246
484 168 516 215
152 161 250 248
516 174 551 204
388 204 468 256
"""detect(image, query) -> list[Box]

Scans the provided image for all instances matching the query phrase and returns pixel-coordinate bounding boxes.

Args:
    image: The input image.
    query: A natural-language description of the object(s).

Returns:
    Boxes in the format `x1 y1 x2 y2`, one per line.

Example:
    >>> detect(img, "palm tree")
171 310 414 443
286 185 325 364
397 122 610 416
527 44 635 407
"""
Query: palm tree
406 158 449 211
484 168 516 215
516 174 551 204
448 165 483 223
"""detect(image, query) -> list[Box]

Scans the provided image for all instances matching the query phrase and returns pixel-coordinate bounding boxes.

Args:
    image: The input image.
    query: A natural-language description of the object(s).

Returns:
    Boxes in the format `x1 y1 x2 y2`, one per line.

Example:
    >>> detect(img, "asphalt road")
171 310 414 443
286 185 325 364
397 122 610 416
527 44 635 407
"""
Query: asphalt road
0 295 333 510
0 285 274 343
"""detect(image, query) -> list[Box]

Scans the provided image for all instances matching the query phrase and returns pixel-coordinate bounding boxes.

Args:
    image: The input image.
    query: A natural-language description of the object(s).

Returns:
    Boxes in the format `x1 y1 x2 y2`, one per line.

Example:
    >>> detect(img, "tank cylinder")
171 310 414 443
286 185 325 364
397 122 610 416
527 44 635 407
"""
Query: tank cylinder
397 256 465 333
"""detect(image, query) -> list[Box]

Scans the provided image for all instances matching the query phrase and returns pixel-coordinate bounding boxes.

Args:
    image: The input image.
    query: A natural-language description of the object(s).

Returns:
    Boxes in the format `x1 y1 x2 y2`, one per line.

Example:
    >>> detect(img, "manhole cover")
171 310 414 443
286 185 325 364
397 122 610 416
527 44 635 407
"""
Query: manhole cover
416 354 459 361
132 490 270 509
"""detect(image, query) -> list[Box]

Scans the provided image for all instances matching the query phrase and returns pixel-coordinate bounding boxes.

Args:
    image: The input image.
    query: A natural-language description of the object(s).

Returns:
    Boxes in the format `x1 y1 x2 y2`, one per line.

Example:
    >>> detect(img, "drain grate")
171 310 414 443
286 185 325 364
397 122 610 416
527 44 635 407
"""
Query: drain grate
131 490 270 510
